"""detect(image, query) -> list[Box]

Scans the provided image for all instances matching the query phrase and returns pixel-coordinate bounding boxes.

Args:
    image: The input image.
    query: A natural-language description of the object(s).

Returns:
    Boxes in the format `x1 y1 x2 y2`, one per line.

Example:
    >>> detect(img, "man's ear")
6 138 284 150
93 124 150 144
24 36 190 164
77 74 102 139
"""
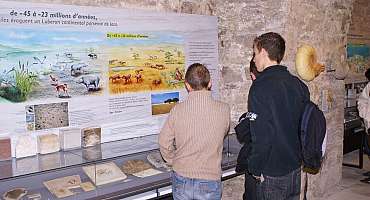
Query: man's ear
261 48 268 57
251 73 256 81
207 81 212 90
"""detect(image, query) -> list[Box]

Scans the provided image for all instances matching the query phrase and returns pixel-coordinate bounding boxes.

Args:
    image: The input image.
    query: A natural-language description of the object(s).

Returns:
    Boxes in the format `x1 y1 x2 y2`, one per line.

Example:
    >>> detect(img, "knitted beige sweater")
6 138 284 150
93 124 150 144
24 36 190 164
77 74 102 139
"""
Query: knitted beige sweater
159 90 230 180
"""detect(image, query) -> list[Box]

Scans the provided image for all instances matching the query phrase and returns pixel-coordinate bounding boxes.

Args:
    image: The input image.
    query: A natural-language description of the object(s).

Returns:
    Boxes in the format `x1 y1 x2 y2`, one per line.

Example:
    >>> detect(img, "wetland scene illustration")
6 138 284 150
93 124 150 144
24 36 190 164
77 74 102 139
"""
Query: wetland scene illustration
0 28 104 103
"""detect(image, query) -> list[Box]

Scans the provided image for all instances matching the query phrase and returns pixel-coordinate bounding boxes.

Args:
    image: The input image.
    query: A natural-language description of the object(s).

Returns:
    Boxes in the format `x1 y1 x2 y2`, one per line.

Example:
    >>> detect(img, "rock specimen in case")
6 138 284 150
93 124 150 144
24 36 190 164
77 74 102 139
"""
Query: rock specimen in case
80 182 96 192
2 188 27 200
132 168 162 178
0 137 11 161
59 127 81 150
37 134 60 154
121 159 152 174
43 175 81 198
82 162 127 186
15 135 37 158
81 127 101 147
147 152 171 170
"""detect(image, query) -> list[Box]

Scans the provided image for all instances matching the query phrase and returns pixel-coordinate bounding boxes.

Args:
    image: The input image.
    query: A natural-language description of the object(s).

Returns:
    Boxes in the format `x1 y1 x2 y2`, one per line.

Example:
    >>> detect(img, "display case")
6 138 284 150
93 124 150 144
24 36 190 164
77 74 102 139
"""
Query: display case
344 78 368 108
0 134 241 200
343 78 368 168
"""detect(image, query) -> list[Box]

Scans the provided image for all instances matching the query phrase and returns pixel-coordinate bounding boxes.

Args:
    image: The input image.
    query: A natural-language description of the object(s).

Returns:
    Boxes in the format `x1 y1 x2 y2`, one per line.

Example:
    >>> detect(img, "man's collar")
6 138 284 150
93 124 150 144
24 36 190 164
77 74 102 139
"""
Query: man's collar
257 65 287 79
188 90 212 98
263 61 279 71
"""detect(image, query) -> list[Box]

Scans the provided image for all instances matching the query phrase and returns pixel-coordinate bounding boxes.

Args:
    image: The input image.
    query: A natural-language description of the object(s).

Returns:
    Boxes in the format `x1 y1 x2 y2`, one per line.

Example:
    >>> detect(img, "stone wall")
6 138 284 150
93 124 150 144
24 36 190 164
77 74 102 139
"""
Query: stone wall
8 0 354 199
283 1 352 199
220 0 353 199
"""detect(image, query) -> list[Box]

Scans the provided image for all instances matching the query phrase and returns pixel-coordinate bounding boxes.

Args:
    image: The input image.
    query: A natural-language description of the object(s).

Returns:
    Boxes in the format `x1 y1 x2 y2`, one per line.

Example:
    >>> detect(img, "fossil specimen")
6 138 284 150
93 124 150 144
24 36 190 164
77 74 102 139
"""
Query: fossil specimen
82 162 127 186
133 168 163 178
43 175 81 198
37 134 60 154
15 135 37 158
121 159 152 174
0 137 11 161
80 182 96 192
59 127 81 150
147 152 170 170
82 127 101 147
2 188 27 200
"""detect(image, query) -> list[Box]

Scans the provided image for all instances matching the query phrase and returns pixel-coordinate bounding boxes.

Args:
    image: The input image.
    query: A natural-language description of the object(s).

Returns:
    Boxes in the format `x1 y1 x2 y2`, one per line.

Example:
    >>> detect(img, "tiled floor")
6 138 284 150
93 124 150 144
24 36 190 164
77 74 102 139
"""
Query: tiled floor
324 151 370 200
222 150 370 200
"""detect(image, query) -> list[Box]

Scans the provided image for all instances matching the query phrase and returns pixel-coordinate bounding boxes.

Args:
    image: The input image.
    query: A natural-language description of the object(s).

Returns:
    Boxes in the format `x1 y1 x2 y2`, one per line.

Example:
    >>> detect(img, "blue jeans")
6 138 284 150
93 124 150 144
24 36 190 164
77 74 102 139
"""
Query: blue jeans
172 172 222 200
256 168 301 200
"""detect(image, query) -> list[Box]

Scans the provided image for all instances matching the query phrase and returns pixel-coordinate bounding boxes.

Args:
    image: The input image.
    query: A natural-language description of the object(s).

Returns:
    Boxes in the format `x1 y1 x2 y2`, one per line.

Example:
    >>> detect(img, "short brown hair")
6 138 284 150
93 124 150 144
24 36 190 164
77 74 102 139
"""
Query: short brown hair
185 63 210 90
253 32 285 63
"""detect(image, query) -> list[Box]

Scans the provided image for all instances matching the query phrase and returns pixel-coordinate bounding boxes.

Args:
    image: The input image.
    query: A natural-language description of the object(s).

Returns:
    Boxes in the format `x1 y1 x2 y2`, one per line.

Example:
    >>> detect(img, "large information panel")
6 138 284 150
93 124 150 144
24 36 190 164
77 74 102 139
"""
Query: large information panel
0 1 219 156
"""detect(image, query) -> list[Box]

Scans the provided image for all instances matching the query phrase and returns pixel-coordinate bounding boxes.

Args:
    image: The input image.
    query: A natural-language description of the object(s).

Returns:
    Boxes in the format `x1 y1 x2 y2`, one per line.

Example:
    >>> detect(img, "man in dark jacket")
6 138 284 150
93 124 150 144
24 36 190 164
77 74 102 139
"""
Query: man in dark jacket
236 54 259 200
247 32 309 200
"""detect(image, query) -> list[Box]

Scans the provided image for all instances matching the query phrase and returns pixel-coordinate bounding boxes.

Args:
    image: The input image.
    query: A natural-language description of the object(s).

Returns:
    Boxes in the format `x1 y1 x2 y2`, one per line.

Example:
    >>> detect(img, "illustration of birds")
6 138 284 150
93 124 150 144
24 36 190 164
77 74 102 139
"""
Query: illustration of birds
33 56 47 64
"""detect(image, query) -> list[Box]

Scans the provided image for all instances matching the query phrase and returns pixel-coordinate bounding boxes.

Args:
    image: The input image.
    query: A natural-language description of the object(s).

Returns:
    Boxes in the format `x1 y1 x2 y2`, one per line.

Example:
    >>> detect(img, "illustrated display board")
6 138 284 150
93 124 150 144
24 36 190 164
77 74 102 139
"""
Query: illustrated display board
347 43 370 74
0 1 219 157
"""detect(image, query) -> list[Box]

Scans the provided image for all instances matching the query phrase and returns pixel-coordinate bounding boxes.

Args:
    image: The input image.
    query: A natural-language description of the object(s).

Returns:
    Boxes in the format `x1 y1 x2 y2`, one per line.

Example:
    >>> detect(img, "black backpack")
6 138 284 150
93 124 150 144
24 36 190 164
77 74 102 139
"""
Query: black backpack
300 100 326 174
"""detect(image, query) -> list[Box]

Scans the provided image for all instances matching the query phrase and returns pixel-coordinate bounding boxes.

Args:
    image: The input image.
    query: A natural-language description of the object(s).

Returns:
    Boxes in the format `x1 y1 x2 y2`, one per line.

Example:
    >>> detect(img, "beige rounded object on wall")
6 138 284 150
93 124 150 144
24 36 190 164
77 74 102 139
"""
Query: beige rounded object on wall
295 44 325 81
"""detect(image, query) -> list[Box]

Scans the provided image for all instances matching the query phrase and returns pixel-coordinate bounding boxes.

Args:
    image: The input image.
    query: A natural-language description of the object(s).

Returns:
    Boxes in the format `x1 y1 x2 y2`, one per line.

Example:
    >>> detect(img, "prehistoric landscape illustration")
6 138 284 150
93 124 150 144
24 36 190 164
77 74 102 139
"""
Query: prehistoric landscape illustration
0 28 104 103
151 92 179 115
0 29 185 103
108 34 185 94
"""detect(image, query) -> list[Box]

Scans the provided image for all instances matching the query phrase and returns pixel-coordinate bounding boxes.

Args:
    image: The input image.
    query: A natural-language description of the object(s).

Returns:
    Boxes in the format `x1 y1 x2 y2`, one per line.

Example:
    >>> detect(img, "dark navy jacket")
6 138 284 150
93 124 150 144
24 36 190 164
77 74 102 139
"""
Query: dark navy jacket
247 65 309 177
235 113 252 173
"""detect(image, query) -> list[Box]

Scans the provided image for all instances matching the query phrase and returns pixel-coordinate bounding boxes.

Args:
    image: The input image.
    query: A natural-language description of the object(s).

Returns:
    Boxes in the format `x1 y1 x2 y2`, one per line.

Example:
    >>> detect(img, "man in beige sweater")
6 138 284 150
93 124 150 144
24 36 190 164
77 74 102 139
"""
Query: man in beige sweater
159 63 230 200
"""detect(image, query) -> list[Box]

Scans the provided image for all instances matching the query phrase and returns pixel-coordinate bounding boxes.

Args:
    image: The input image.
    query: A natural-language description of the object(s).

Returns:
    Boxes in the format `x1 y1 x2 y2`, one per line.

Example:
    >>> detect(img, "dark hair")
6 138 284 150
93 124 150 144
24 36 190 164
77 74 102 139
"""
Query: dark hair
185 63 210 90
366 68 370 81
253 32 285 63
250 54 260 77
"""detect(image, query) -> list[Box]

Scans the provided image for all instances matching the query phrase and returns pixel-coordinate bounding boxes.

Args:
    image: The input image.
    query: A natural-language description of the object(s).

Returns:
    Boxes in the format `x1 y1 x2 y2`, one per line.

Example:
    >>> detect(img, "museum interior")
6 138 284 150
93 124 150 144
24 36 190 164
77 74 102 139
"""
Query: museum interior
0 0 370 200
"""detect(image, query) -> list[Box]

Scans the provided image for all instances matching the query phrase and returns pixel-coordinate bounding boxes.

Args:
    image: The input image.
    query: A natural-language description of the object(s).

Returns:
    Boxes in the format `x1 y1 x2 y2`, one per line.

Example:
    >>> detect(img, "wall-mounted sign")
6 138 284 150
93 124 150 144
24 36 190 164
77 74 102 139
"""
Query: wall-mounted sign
0 1 219 156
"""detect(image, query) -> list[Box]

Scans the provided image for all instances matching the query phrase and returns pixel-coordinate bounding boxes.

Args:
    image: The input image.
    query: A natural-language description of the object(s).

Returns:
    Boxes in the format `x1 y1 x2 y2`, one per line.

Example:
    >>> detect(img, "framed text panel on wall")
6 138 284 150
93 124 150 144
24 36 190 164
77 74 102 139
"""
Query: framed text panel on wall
0 1 219 156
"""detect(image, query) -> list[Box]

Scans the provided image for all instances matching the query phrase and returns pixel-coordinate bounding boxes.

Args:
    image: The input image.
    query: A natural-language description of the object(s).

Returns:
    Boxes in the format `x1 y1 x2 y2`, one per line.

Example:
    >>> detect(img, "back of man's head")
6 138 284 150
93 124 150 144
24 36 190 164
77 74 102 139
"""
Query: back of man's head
253 32 285 63
185 63 210 91
365 68 370 81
